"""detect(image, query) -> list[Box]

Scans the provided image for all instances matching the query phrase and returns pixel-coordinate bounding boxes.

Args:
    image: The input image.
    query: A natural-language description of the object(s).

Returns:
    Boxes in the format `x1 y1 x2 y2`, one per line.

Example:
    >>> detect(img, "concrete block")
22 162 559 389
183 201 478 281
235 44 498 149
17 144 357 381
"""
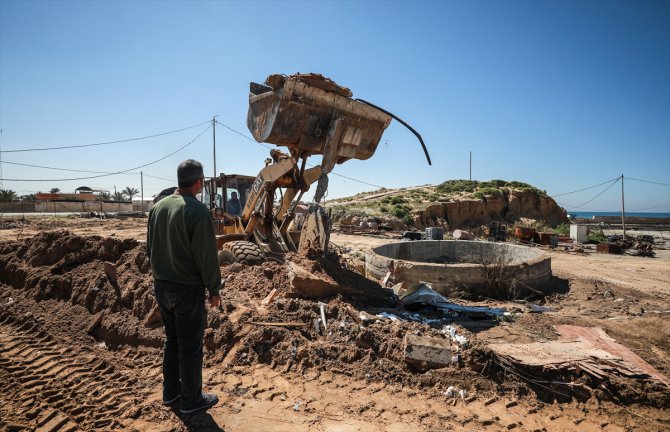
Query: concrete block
287 262 339 299
403 334 452 369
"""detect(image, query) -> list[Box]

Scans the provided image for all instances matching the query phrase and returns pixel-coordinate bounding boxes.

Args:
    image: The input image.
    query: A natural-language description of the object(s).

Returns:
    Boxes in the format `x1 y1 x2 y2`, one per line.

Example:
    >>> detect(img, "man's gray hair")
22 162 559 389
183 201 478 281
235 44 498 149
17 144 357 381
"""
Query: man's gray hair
177 159 204 188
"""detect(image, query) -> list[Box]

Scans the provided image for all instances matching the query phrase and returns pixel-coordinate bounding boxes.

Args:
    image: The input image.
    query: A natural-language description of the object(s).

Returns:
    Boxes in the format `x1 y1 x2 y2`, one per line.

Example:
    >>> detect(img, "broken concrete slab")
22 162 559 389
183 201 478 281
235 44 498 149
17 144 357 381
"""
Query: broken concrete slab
403 334 452 369
287 261 339 299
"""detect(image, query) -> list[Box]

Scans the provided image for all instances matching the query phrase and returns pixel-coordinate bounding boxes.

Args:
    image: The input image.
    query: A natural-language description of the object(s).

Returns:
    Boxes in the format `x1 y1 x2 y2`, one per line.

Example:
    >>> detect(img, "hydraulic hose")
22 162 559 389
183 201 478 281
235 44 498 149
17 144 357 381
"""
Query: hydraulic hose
355 98 432 166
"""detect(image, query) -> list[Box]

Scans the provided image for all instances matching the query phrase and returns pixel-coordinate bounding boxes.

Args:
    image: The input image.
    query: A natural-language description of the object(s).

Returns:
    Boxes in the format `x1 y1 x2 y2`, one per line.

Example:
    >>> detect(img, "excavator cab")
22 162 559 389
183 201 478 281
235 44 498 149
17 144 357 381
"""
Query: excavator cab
201 174 253 235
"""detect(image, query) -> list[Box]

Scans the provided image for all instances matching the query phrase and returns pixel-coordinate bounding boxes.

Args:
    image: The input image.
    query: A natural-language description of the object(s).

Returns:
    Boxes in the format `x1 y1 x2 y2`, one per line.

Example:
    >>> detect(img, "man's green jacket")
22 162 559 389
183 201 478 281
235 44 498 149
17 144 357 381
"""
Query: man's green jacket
147 194 221 296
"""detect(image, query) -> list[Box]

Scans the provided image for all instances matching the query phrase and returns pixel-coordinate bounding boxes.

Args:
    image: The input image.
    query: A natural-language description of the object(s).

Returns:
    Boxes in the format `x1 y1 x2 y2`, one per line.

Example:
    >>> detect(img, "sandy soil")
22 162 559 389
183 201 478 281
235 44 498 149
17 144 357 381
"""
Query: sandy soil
0 216 669 431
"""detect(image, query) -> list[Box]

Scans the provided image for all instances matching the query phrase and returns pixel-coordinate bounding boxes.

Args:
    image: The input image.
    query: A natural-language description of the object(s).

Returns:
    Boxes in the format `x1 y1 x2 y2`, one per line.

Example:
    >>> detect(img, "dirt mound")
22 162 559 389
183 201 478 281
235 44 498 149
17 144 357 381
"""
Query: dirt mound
0 230 159 347
1 229 668 413
0 231 486 393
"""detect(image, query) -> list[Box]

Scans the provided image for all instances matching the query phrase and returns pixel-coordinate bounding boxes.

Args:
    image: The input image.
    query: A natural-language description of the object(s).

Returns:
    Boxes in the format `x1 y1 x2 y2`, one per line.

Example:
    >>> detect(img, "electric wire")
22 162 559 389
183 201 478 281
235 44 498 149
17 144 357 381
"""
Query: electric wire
562 177 620 210
215 120 385 189
0 120 211 153
1 160 175 183
0 124 211 182
627 177 670 187
1 160 115 174
550 177 620 197
142 173 174 182
628 203 670 212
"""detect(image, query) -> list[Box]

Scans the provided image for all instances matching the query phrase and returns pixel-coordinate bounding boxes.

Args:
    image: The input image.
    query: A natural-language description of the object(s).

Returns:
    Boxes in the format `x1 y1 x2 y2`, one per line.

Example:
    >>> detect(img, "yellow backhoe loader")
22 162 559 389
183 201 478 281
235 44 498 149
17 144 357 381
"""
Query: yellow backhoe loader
202 73 431 265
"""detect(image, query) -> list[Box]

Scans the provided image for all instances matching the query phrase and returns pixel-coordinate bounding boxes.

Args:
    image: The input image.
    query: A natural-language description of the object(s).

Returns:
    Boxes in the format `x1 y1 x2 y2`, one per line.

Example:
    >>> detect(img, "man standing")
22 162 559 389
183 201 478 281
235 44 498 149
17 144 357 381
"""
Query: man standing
147 159 221 414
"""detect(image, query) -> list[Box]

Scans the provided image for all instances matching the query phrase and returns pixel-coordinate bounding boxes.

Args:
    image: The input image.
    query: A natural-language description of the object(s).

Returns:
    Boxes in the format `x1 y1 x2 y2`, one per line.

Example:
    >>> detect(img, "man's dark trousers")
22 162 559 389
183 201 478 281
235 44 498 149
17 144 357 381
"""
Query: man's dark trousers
154 279 206 409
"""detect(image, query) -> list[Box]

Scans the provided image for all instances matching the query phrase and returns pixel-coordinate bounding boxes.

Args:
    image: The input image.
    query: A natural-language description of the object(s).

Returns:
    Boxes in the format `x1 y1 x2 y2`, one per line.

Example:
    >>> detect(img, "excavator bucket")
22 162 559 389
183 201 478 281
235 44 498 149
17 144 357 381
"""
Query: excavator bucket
247 73 392 174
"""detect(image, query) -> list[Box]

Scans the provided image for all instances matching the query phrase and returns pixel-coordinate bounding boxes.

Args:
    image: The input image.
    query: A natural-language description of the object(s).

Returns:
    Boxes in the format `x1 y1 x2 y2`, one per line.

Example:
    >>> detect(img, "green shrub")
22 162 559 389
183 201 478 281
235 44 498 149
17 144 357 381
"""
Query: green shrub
436 180 478 194
553 223 570 236
587 229 607 244
392 204 411 219
473 187 502 200
380 206 389 213
390 196 407 205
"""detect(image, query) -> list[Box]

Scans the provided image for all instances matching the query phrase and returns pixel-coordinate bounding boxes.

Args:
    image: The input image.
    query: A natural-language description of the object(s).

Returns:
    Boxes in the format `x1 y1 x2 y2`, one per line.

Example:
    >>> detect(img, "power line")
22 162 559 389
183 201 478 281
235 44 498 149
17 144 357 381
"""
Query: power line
0 160 174 184
562 177 620 210
216 120 274 150
1 160 115 174
629 203 670 212
550 177 620 197
0 124 211 182
215 119 385 189
627 177 670 187
142 173 174 182
0 120 211 154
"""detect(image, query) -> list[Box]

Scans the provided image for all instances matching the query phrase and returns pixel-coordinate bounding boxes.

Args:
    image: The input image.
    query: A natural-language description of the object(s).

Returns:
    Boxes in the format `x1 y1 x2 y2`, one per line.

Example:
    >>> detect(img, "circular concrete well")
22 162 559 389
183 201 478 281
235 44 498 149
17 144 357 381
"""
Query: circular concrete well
365 240 552 299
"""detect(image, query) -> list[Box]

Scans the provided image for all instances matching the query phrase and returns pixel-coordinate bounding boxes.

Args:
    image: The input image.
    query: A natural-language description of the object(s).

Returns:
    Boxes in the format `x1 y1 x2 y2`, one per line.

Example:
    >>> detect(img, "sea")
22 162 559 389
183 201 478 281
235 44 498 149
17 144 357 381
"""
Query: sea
569 211 670 219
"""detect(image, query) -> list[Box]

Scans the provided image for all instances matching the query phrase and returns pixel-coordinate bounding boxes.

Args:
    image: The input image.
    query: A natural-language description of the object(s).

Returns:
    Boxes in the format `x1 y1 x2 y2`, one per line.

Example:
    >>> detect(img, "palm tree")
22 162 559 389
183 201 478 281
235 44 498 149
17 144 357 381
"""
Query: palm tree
112 191 127 202
98 191 111 200
50 187 61 193
0 189 18 202
20 194 36 202
122 187 139 201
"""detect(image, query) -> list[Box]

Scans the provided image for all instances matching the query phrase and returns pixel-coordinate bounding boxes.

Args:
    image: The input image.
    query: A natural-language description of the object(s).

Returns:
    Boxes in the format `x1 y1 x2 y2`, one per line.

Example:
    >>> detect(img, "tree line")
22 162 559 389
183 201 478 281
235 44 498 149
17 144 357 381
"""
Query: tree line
0 187 140 203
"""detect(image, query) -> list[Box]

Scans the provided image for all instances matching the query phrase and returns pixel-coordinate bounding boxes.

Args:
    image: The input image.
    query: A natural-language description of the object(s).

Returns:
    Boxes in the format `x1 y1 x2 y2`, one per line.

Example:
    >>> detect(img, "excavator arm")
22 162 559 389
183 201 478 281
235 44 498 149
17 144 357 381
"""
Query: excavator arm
242 73 430 256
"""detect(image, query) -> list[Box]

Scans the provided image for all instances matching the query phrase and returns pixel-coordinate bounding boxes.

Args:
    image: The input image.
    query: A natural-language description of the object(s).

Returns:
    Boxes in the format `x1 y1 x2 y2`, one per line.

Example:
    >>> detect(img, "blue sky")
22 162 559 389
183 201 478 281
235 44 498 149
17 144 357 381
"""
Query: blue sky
1 0 669 212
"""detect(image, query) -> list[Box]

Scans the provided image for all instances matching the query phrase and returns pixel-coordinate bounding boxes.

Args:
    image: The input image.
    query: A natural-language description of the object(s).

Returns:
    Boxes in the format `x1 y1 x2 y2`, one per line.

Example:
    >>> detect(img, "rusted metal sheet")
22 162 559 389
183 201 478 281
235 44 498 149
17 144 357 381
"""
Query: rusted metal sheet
596 243 622 254
534 232 557 246
490 325 670 389
515 227 535 241
555 325 670 388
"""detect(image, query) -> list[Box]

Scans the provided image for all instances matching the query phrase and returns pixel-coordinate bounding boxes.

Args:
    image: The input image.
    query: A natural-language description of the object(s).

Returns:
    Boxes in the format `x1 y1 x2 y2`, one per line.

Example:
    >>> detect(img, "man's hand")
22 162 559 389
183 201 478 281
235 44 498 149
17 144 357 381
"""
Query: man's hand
209 294 221 309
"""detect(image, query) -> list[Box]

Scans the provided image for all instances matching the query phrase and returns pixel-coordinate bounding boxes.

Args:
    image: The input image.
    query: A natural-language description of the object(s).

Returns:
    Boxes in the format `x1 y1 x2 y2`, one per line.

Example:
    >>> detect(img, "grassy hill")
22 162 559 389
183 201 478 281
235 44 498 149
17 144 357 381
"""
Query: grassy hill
327 179 561 228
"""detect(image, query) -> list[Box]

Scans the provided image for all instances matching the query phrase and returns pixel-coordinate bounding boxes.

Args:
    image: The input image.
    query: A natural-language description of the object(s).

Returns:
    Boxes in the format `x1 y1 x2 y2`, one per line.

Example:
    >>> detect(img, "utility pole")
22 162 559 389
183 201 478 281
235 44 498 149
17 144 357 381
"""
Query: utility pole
621 174 626 240
0 129 3 189
469 151 472 181
212 116 217 179
140 171 144 215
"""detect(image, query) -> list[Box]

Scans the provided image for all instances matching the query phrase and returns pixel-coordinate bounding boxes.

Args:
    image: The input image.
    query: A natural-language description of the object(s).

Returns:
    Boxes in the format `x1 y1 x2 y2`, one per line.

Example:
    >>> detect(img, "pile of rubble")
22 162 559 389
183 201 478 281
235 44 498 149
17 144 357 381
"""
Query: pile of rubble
607 235 656 257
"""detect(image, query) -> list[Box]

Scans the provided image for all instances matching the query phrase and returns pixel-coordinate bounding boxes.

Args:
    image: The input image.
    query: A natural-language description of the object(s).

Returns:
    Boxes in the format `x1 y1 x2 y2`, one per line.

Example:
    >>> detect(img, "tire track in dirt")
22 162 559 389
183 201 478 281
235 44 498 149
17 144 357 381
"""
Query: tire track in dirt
0 311 151 431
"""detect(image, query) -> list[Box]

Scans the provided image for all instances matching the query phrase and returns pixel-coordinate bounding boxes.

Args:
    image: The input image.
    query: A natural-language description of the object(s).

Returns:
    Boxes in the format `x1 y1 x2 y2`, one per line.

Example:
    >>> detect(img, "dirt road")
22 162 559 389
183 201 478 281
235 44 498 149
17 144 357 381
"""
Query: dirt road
0 217 668 431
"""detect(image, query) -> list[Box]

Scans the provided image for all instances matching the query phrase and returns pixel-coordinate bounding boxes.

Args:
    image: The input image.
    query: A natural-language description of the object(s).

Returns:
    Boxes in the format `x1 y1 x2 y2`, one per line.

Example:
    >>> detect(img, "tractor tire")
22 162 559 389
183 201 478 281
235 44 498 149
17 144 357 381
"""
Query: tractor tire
223 241 265 266
218 249 237 266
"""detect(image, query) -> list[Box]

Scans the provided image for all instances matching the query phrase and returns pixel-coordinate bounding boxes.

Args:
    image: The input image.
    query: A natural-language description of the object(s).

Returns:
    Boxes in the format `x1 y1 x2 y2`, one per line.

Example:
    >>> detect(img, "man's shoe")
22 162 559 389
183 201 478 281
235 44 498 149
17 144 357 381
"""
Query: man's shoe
163 394 181 405
180 393 219 414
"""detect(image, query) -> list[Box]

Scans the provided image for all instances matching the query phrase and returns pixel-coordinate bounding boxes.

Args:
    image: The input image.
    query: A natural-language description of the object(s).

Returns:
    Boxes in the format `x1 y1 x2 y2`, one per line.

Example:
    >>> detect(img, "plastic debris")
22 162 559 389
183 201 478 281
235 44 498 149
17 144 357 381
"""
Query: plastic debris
528 304 553 313
400 282 506 317
444 386 456 398
442 325 468 346
318 302 328 330
376 312 400 321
